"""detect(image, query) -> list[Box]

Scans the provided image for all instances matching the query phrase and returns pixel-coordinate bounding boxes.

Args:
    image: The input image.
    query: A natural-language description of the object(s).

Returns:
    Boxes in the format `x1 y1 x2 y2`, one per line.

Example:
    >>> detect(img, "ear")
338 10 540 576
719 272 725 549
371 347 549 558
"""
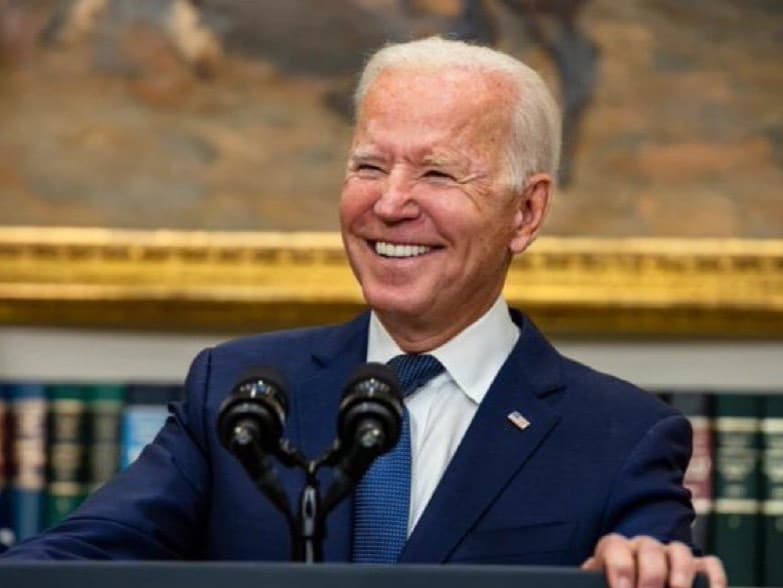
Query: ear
509 173 553 255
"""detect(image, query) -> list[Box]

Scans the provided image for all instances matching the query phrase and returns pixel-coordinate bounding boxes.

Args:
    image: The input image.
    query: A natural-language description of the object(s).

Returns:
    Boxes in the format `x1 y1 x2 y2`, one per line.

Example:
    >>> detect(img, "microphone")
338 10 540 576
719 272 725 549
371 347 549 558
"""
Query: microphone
217 368 288 452
322 363 404 511
217 368 291 517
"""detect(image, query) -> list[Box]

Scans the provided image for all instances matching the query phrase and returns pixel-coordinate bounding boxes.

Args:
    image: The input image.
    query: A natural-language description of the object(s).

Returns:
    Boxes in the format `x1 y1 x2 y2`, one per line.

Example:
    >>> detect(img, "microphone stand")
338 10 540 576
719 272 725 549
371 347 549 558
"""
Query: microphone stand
226 429 327 563
260 439 345 563
221 367 400 564
293 461 324 563
257 434 383 563
262 439 326 563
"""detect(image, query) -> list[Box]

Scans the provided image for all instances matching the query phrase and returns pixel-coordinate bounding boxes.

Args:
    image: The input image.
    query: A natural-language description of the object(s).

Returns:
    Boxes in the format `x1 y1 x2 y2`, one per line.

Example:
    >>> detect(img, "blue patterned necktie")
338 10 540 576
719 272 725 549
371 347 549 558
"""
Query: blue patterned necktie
352 354 445 563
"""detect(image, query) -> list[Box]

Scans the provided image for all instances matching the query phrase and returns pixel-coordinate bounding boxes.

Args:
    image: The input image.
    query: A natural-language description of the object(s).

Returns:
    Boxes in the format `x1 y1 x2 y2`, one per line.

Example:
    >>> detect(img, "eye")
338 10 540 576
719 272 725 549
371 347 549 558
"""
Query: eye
423 169 455 182
354 163 385 177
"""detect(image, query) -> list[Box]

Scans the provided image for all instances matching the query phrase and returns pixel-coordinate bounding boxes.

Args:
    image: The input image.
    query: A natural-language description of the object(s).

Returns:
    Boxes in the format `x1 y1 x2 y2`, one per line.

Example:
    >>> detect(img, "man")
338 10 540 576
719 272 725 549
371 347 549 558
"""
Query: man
1 37 725 588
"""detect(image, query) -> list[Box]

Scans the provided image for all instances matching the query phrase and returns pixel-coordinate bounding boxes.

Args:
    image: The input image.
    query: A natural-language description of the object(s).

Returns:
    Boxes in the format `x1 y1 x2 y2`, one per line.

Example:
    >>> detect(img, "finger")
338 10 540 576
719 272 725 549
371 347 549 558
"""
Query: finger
597 535 637 588
583 533 620 569
696 556 727 588
633 536 667 588
666 541 696 588
582 556 597 570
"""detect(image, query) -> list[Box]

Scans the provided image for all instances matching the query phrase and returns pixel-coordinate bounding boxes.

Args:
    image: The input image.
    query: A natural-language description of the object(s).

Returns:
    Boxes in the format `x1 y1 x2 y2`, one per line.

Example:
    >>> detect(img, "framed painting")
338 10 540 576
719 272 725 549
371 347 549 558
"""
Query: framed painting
0 0 781 336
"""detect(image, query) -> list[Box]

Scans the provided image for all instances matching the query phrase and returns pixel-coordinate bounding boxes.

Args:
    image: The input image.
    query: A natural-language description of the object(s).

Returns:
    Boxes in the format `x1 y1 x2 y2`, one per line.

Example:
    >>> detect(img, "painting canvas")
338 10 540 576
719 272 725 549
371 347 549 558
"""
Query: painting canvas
0 0 781 237
0 0 781 336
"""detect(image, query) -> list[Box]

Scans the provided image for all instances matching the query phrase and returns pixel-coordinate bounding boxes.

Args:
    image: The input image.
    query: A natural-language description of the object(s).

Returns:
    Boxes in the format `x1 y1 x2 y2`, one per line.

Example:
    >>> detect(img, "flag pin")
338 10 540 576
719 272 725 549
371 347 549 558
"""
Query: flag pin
507 411 530 431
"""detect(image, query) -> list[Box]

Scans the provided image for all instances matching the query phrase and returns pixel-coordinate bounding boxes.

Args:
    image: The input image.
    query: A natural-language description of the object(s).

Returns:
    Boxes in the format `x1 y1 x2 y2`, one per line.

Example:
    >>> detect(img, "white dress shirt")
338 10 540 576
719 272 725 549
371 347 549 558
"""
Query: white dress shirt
367 297 520 535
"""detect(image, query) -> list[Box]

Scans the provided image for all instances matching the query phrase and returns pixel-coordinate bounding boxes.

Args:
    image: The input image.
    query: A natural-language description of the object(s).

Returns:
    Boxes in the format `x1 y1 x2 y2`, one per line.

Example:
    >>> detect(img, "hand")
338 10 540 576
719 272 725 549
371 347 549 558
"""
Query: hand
582 534 726 588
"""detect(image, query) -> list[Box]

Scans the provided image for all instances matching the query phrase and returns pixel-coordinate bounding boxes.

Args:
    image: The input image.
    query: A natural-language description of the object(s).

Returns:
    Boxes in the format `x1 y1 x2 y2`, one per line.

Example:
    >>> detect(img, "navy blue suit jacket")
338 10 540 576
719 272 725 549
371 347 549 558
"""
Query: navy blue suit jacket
1 310 694 562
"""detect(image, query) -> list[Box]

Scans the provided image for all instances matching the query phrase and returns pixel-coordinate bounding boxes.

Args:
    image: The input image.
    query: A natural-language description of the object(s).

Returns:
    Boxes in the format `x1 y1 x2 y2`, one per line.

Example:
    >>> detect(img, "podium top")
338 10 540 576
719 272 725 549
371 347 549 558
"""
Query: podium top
0 562 608 588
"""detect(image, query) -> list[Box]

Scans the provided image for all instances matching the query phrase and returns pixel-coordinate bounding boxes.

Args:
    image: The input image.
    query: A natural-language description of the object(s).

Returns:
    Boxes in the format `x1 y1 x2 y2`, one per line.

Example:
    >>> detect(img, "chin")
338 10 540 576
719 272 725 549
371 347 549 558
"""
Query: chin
361 283 430 319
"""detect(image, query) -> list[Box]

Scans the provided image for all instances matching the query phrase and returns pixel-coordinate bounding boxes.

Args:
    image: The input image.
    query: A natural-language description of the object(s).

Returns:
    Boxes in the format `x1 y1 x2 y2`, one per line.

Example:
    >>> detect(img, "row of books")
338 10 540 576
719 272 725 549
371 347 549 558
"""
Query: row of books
1 383 781 583
656 392 783 587
0 382 182 549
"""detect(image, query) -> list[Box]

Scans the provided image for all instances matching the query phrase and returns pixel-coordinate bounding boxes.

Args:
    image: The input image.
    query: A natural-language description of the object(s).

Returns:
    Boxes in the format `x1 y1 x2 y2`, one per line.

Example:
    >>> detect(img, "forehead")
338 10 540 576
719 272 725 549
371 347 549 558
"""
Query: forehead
354 68 514 154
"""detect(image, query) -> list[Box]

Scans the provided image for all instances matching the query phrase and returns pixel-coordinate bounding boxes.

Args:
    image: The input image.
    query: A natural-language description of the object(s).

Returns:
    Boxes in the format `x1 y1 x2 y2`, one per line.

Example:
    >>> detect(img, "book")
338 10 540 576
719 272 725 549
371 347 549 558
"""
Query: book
761 395 783 587
85 384 124 493
668 392 713 554
712 394 763 587
45 385 88 527
120 385 182 469
8 383 47 542
0 384 14 550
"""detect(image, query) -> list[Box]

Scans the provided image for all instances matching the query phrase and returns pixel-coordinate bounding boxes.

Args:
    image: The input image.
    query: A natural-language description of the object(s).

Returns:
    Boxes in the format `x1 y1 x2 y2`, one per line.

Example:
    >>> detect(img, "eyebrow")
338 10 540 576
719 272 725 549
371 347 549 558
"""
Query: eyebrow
348 149 471 172
348 149 384 163
421 155 454 167
421 152 473 173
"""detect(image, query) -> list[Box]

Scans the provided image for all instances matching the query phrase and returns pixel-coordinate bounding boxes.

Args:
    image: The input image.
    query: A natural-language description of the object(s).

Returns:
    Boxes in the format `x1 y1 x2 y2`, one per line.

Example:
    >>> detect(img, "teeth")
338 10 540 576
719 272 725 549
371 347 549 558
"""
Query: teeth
375 241 432 258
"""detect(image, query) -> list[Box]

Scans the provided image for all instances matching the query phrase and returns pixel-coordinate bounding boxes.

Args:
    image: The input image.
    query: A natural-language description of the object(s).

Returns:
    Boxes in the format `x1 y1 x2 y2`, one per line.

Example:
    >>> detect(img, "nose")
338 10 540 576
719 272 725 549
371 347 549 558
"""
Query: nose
373 170 419 222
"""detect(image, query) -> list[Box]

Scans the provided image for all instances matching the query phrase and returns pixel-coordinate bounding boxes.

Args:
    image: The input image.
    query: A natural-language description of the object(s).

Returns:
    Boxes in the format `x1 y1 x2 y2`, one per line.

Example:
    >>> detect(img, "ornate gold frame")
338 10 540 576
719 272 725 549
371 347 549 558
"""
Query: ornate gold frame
1 227 781 337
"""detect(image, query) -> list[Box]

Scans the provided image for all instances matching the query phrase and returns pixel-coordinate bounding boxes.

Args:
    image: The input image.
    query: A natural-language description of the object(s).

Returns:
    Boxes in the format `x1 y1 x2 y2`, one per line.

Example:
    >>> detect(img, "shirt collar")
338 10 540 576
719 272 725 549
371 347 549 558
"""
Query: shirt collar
367 297 520 405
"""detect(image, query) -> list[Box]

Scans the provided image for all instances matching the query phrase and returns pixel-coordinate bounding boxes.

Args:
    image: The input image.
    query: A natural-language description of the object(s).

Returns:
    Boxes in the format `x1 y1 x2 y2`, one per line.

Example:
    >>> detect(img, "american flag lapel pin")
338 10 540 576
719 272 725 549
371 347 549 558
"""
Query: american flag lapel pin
507 411 530 431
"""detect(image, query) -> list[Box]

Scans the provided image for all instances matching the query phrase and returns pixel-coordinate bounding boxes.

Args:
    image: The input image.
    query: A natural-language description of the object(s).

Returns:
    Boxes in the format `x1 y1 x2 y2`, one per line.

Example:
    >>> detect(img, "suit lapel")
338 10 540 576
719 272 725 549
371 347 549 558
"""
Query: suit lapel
291 312 370 562
399 313 564 563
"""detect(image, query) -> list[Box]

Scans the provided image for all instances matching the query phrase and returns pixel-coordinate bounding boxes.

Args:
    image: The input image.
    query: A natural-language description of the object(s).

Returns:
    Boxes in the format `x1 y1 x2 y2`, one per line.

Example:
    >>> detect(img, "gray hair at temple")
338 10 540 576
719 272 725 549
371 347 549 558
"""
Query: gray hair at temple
354 36 562 191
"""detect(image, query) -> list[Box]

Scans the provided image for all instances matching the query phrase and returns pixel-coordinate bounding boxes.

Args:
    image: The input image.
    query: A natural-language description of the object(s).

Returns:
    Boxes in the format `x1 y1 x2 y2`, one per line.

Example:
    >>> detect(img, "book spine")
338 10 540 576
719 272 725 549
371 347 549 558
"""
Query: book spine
9 384 47 542
0 385 14 549
761 395 783 587
120 404 170 469
120 385 181 469
85 385 124 493
45 385 88 527
668 392 713 553
712 394 762 587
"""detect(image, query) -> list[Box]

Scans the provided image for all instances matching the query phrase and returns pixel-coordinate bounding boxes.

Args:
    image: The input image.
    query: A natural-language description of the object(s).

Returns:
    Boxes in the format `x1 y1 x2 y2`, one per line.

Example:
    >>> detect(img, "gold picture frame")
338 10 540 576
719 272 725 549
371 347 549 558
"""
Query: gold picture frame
1 227 781 338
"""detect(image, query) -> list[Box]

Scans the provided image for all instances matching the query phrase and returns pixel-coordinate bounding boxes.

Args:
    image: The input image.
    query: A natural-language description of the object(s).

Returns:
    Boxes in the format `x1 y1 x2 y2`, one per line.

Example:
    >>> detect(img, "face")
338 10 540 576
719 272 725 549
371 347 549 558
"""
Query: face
340 68 543 343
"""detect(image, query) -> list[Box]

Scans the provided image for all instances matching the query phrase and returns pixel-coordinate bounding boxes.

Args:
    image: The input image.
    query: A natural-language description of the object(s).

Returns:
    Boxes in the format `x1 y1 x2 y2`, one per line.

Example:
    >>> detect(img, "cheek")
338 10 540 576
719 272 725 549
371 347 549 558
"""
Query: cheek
340 180 377 227
459 214 515 265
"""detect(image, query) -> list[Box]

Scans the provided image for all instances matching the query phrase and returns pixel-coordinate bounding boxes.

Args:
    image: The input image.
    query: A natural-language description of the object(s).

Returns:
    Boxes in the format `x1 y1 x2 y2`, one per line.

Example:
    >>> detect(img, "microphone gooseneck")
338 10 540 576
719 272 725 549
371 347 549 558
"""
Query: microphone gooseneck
323 363 404 511
216 369 292 519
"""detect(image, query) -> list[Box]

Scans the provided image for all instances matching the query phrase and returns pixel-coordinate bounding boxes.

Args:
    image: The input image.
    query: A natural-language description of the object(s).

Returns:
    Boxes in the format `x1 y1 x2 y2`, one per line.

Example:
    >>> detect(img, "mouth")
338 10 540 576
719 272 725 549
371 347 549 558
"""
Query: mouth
369 240 441 259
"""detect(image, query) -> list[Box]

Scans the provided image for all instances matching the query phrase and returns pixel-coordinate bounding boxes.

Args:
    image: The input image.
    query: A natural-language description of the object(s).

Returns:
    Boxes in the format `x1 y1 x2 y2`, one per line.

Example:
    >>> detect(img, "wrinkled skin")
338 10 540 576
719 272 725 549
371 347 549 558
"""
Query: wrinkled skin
340 67 551 352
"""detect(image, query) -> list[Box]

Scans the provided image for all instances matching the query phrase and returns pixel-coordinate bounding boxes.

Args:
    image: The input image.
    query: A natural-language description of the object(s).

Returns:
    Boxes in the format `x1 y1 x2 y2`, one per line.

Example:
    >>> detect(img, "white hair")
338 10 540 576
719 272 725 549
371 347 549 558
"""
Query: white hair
355 36 562 190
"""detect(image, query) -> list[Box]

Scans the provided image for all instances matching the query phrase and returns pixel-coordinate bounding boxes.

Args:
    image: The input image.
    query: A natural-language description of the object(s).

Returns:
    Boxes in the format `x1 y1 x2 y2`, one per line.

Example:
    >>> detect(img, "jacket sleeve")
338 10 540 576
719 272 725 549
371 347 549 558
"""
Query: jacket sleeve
0 348 215 560
600 413 696 546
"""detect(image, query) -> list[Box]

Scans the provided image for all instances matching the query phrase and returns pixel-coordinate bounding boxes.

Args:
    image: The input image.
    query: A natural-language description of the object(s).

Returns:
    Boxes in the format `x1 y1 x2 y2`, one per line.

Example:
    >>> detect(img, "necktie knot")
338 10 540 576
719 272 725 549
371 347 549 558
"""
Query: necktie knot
387 354 445 397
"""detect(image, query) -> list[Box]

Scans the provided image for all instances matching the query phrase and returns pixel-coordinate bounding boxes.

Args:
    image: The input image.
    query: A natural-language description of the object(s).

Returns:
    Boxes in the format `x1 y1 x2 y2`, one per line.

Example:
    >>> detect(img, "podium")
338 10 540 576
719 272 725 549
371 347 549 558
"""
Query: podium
0 561 713 588
0 562 614 588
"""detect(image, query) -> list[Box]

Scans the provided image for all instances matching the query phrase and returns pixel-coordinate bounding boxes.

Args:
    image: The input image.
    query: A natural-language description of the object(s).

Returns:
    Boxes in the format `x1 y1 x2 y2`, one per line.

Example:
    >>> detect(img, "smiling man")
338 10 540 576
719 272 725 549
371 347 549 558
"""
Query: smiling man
1 36 725 588
338 38 725 587
341 64 545 352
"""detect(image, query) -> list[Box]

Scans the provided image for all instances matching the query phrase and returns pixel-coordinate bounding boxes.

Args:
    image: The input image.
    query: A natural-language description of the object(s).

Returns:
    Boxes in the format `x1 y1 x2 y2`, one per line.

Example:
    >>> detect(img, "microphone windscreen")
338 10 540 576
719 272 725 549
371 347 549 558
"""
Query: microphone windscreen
231 367 289 411
234 367 288 392
343 362 401 397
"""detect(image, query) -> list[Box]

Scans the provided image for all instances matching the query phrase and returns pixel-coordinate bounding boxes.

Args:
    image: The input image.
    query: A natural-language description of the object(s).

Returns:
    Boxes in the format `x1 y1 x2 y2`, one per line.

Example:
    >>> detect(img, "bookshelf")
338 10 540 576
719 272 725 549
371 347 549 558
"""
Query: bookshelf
2 329 782 584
